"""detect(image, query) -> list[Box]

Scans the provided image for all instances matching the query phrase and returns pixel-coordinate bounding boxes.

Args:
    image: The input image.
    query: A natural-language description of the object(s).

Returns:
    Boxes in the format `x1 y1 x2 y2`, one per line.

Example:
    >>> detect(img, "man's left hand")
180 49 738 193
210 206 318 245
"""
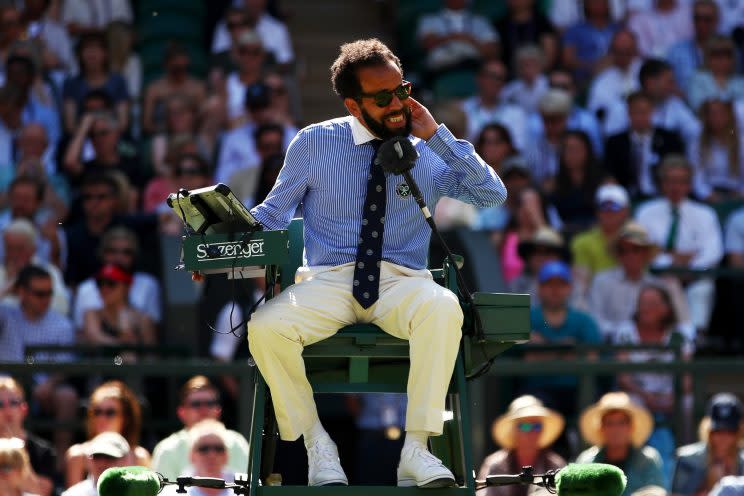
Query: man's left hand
408 97 439 141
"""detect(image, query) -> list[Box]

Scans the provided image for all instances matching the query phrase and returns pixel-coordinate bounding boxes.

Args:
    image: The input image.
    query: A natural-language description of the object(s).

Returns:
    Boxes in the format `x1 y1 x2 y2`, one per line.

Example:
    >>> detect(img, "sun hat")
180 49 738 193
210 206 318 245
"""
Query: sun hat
492 395 565 450
579 392 654 448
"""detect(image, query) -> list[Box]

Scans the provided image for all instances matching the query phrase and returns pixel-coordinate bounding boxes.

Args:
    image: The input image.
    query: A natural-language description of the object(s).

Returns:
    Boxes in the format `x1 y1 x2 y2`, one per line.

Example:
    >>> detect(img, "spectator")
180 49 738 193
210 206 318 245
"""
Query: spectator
211 0 294 71
0 378 56 496
687 36 744 111
0 175 66 268
0 123 70 220
589 221 692 341
62 32 130 134
688 98 744 201
106 21 141 103
224 30 266 127
603 91 685 199
263 72 296 127
478 395 565 496
4 48 61 151
0 85 23 169
64 381 150 488
61 432 131 496
142 43 207 136
149 94 215 182
473 155 535 233
0 265 77 472
476 123 519 178
545 68 603 155
635 155 723 332
63 111 143 192
20 0 76 77
151 376 249 481
672 393 744 495
73 226 161 333
501 45 548 113
561 0 620 89
63 171 157 287
215 81 297 187
666 0 720 95
570 184 630 299
415 0 499 80
0 6 23 68
208 7 249 80
640 58 701 144
628 0 693 58
157 153 214 235
710 476 744 496
0 437 40 496
576 392 664 496
502 185 563 282
228 122 283 209
523 261 602 420
79 263 156 360
460 59 529 150
612 284 694 485
494 0 558 74
0 219 68 314
61 0 132 37
525 89 572 190
587 29 642 128
549 130 604 236
511 226 570 304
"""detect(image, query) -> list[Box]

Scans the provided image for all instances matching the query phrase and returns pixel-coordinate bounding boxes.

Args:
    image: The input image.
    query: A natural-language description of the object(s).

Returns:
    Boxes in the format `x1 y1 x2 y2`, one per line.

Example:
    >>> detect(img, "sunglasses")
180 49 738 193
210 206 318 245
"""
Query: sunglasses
617 244 648 255
517 421 543 433
358 81 412 108
0 398 23 409
91 454 119 462
92 407 120 418
238 47 262 56
195 444 226 455
91 128 113 138
693 14 716 22
186 399 219 409
96 278 122 289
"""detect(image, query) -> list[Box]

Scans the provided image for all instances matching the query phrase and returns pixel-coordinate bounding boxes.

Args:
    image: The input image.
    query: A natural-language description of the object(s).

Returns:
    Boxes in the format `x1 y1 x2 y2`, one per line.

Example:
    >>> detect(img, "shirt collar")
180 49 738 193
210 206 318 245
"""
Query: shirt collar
351 116 378 145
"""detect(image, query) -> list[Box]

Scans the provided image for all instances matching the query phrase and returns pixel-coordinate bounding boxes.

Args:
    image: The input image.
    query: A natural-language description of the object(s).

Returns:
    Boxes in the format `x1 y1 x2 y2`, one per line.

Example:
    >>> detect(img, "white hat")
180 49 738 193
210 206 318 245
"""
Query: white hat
596 184 629 211
85 432 130 458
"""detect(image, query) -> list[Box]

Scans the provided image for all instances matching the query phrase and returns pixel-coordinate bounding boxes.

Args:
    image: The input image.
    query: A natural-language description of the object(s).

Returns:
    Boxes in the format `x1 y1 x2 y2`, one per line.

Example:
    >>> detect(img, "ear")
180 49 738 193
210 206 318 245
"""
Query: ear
344 97 362 120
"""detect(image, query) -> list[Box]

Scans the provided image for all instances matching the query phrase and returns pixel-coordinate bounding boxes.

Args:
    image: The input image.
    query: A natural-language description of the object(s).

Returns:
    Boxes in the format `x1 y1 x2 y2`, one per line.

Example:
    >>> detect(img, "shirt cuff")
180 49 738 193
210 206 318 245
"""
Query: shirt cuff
425 124 457 160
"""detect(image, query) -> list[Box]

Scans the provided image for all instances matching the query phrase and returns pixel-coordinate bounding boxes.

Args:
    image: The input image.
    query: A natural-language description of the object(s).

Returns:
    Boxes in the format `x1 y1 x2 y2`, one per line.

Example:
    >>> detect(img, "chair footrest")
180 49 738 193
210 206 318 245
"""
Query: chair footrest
257 486 471 495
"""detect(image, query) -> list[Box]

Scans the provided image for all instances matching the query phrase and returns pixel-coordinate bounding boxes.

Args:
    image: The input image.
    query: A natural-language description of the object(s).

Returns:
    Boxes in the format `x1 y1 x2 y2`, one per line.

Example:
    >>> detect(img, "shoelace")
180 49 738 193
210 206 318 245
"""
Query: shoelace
409 445 444 468
309 441 342 471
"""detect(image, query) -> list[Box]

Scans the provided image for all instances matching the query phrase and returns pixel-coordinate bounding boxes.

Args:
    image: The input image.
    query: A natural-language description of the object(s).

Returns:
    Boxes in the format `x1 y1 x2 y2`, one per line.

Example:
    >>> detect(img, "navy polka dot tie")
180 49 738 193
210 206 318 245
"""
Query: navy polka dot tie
353 140 385 308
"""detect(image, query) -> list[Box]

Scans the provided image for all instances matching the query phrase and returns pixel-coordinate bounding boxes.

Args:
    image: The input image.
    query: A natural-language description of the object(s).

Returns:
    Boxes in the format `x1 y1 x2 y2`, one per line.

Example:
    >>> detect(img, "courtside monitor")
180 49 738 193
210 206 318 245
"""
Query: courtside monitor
166 183 262 234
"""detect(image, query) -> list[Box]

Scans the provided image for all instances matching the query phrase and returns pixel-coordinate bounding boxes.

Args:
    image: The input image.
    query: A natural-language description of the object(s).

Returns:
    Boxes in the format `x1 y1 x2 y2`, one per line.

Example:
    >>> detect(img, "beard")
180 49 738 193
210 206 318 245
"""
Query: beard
361 105 412 140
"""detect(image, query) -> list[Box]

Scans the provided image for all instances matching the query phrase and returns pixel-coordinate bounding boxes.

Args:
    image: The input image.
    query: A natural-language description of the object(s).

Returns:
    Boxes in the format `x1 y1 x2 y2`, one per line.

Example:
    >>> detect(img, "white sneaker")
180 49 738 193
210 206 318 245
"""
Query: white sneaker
306 436 348 486
397 442 456 488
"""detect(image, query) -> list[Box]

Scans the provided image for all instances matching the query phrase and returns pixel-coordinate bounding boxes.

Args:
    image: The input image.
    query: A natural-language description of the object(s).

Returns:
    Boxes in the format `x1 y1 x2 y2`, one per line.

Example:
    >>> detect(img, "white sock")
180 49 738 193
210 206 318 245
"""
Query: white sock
404 431 429 449
303 419 329 448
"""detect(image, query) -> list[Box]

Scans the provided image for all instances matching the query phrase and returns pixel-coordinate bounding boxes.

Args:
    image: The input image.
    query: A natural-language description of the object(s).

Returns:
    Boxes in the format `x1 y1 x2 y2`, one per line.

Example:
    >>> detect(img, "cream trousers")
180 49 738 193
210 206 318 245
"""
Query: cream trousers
247 261 463 441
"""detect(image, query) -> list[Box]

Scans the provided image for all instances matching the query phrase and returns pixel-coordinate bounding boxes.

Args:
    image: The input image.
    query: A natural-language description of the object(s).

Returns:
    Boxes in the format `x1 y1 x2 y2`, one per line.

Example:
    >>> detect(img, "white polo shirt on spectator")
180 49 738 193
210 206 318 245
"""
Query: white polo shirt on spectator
628 2 693 57
211 13 294 64
460 96 529 150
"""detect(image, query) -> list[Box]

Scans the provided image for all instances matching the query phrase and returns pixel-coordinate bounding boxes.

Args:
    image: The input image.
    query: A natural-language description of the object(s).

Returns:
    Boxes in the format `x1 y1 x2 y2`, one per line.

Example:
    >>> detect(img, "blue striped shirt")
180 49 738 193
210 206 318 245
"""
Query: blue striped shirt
250 116 507 270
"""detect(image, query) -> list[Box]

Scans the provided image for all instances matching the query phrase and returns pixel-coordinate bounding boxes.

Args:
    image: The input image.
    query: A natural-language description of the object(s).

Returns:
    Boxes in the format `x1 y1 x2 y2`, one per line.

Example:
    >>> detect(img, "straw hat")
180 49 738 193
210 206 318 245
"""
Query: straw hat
612 222 660 258
517 226 569 261
492 395 565 450
579 392 654 448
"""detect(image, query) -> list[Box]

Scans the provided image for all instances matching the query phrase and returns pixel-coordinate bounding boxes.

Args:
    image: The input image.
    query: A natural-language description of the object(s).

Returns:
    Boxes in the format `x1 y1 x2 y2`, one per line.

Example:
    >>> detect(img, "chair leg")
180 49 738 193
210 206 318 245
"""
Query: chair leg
260 390 279 481
248 372 267 496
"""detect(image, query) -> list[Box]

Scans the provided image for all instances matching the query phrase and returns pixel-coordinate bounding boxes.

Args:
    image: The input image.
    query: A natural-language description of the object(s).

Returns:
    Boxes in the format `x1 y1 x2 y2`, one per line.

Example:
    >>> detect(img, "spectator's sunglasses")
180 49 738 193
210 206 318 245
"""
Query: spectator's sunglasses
358 81 412 108
516 421 543 433
195 444 226 455
0 398 22 409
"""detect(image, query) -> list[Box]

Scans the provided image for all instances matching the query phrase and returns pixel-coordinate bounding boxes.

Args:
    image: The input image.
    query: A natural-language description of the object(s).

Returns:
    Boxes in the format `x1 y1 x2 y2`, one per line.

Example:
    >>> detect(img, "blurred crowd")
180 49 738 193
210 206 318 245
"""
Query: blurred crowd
0 0 743 494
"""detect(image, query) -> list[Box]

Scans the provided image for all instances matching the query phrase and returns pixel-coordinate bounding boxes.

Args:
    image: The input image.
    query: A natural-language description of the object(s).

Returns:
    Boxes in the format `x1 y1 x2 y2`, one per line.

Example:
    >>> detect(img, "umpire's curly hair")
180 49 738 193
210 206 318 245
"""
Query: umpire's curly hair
330 38 402 100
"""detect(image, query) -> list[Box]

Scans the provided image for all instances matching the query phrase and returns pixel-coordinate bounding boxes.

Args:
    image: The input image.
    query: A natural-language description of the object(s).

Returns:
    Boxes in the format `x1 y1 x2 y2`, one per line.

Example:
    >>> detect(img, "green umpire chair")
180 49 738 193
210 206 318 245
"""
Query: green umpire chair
246 218 530 495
